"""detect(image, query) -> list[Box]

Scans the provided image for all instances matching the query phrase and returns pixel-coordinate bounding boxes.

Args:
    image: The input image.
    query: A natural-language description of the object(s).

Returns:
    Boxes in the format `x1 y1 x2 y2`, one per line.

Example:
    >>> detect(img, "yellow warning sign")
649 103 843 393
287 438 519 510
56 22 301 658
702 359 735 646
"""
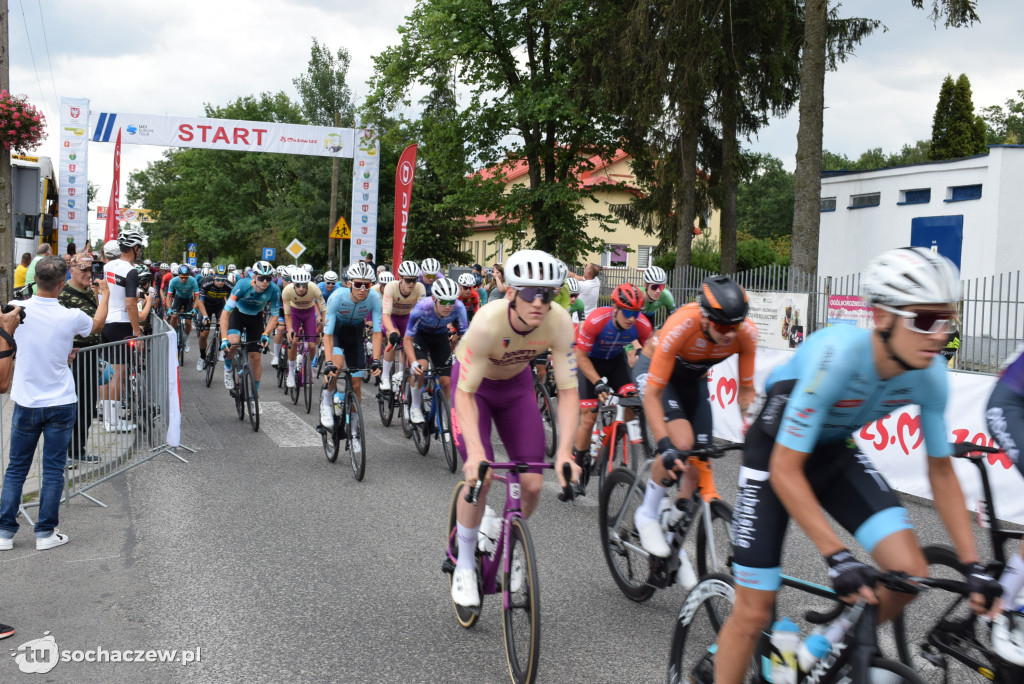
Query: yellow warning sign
330 216 351 239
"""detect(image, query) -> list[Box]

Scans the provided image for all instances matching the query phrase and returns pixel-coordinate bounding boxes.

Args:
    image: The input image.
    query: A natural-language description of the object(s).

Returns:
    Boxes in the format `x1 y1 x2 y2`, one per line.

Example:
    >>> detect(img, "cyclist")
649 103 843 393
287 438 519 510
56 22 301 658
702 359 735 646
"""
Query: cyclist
713 247 998 684
100 228 146 433
160 263 178 307
572 283 653 483
565 277 584 323
219 261 282 395
318 270 339 299
380 261 427 392
269 267 295 367
449 249 582 607
195 266 233 371
640 265 675 318
456 273 481 321
419 257 444 295
319 262 383 429
166 265 201 352
403 277 468 424
282 269 326 389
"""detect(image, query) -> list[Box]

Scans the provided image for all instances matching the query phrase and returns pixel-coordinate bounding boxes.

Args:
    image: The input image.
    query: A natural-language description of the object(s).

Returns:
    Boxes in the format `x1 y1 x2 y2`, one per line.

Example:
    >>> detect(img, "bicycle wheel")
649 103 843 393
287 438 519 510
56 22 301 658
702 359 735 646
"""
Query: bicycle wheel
535 380 557 461
446 481 482 628
303 357 313 414
667 573 749 684
436 389 457 473
400 376 414 438
234 366 245 421
412 384 431 456
204 337 217 388
892 544 987 683
290 369 300 404
502 517 541 684
276 347 287 388
596 426 632 496
245 371 260 432
833 658 929 684
322 402 340 463
377 379 395 427
599 467 655 602
346 391 366 481
695 499 735 579
177 326 186 367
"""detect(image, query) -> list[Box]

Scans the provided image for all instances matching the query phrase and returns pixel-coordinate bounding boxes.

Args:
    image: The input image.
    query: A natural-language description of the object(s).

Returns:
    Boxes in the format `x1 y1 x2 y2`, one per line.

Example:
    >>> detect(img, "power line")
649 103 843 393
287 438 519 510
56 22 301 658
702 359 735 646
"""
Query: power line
35 0 60 110
16 0 47 109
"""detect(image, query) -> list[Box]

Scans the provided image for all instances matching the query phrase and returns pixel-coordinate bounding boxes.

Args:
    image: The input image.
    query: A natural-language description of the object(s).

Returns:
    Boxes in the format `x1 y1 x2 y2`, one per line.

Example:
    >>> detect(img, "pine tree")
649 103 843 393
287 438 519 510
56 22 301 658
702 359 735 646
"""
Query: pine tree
930 73 987 160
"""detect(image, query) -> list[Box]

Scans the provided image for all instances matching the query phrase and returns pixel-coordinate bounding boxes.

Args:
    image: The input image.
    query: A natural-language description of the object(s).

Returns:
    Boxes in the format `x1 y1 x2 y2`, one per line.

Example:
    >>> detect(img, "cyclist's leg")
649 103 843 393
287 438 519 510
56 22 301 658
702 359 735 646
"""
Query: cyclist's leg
431 333 454 399
409 333 434 419
573 361 605 452
241 314 265 385
339 328 366 402
987 382 1024 605
660 378 711 502
273 316 285 359
490 364 547 518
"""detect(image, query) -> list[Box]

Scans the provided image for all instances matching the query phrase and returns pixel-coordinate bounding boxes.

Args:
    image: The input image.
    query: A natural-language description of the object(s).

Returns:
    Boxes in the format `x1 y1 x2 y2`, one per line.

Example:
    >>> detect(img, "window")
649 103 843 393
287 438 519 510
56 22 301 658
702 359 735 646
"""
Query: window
848 192 880 209
820 197 836 212
494 241 504 264
601 244 628 268
946 184 982 202
899 188 931 205
637 245 655 270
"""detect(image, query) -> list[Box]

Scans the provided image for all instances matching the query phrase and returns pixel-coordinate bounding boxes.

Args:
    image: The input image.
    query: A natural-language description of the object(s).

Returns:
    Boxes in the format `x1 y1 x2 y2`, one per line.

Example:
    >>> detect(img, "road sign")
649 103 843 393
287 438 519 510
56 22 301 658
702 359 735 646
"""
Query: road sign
187 243 197 251
263 247 276 261
188 257 197 267
285 239 306 260
329 216 351 239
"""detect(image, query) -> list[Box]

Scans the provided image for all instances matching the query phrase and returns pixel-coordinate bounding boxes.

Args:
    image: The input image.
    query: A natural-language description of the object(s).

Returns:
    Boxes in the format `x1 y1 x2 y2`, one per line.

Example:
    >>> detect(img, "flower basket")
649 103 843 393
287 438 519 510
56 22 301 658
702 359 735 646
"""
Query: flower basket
0 91 47 154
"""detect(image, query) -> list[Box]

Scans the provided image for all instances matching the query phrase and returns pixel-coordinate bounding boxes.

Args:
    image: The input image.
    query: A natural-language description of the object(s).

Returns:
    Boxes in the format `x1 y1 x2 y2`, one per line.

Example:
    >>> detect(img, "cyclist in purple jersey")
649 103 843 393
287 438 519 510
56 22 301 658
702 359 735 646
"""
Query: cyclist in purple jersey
403 279 468 423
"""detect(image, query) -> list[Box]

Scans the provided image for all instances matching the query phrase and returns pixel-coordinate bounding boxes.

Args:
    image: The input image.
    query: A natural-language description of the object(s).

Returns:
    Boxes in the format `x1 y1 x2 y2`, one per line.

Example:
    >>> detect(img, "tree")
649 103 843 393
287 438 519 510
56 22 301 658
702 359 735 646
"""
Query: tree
737 153 794 240
981 90 1024 144
930 73 987 160
292 39 355 127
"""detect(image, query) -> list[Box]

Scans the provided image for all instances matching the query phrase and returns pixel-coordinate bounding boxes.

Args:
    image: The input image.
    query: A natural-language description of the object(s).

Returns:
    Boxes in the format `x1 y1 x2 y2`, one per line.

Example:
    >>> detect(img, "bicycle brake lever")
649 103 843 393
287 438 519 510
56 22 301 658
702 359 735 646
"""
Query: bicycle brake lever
465 462 489 505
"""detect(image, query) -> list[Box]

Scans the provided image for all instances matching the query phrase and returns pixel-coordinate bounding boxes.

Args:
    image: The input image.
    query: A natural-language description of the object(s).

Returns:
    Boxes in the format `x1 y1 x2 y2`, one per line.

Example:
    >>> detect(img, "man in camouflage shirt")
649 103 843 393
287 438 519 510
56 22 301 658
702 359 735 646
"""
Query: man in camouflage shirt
58 253 104 464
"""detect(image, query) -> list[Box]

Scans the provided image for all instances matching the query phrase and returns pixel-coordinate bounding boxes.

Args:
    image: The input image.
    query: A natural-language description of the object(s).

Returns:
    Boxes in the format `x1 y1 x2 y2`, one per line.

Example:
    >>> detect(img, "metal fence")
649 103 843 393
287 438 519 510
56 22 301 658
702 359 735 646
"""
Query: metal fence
594 264 1023 374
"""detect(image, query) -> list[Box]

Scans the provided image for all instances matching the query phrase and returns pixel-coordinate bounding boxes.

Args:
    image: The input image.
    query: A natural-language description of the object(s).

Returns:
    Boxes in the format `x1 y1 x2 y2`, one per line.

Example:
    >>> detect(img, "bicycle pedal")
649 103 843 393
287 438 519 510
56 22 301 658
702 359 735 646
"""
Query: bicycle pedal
441 558 455 575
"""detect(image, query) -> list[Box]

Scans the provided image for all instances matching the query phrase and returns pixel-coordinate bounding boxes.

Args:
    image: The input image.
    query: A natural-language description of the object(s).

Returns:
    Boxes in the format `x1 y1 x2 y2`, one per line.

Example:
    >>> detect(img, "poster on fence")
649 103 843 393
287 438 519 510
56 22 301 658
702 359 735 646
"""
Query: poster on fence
828 294 874 329
745 291 809 350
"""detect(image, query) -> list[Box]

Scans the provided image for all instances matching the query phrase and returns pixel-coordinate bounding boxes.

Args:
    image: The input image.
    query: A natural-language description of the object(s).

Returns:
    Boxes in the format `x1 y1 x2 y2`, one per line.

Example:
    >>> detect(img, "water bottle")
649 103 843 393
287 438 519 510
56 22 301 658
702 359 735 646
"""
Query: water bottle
625 417 642 444
333 391 344 417
295 352 304 367
769 617 802 684
797 615 852 673
476 506 501 555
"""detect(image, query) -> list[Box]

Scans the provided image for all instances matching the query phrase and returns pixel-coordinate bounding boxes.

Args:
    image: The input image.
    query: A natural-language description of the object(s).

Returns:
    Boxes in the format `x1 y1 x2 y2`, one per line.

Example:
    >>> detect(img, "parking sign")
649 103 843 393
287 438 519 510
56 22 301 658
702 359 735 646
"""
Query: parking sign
263 247 276 261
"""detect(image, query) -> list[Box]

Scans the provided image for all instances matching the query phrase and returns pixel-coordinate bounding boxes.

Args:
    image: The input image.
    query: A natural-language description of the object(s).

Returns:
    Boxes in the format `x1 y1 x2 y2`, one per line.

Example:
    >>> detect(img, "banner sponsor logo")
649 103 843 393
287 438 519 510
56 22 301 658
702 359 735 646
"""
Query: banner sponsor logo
348 123 380 261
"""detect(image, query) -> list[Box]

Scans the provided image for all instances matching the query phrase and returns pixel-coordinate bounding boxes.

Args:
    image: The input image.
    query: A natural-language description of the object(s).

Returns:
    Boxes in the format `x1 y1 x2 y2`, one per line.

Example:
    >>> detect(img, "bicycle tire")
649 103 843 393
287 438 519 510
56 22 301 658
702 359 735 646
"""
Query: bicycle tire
290 374 300 404
412 383 430 456
276 347 287 388
667 573 747 684
245 371 259 432
346 391 366 481
502 517 541 684
377 380 395 427
436 389 457 473
534 380 557 461
447 481 483 628
177 326 186 367
596 425 632 496
400 376 414 438
322 410 340 464
234 366 245 421
695 499 735 580
303 357 313 414
204 337 217 388
599 467 656 602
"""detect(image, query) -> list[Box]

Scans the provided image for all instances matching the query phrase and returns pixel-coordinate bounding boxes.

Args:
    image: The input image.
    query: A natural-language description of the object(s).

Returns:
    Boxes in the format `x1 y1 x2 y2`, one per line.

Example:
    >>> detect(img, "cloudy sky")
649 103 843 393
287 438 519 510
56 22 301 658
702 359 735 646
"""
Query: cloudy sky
9 0 1023 243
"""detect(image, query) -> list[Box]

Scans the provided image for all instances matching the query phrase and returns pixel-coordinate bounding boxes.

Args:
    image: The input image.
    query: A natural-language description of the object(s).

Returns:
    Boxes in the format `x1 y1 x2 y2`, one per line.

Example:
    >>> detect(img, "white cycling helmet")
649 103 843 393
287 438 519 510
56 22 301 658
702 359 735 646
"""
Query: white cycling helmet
117 228 146 249
993 611 1024 667
378 271 395 284
323 270 338 284
227 272 238 285
457 273 477 287
251 260 275 277
555 260 569 285
302 263 313 272
170 262 179 272
504 250 563 289
291 269 311 285
398 261 422 278
200 266 212 278
431 277 459 301
862 247 961 307
201 261 211 269
346 261 377 283
566 277 581 295
103 240 120 258
643 265 668 285
420 258 442 275
227 263 237 272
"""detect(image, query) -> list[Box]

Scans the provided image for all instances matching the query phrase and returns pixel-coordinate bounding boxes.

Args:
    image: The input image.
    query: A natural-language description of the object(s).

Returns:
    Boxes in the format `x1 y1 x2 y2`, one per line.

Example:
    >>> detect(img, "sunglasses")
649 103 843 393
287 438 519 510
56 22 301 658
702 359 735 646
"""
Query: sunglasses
437 298 456 306
710 320 741 333
214 277 227 283
648 284 665 292
402 277 417 284
569 293 578 299
516 286 556 304
255 275 272 283
619 309 640 319
351 281 371 290
460 285 474 291
880 305 958 334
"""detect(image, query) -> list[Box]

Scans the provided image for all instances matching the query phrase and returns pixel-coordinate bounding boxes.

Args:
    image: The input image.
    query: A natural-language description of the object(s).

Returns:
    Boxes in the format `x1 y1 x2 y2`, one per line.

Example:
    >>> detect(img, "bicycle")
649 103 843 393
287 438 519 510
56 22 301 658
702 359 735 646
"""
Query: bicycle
668 569 930 684
599 441 741 602
442 461 575 684
289 332 315 414
588 388 652 495
893 441 1024 682
313 338 326 379
172 308 195 367
375 341 406 428
315 365 368 481
226 337 264 433
275 336 289 390
202 319 221 388
530 358 558 461
404 362 457 472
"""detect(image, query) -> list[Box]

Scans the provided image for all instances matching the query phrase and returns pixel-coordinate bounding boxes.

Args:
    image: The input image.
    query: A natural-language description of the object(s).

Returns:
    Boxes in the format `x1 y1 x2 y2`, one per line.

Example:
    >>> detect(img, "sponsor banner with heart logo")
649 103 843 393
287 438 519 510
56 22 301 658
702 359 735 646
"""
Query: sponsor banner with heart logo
59 97 90 253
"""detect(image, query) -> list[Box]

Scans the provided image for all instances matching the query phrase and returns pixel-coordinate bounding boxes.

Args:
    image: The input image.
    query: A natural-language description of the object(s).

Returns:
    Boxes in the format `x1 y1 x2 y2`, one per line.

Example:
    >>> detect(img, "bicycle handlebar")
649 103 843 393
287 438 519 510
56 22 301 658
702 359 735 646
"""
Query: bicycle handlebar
951 441 1001 459
659 441 744 470
464 462 576 505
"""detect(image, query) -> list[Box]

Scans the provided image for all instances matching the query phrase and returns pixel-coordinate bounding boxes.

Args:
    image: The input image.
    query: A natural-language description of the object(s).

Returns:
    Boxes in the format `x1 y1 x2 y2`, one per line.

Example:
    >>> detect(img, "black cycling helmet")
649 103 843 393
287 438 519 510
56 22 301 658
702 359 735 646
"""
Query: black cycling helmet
698 275 749 325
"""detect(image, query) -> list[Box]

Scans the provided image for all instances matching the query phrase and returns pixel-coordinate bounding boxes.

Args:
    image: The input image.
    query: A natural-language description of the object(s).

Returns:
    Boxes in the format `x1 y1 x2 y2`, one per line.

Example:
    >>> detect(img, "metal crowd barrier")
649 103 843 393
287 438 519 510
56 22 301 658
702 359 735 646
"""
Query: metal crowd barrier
1 313 191 526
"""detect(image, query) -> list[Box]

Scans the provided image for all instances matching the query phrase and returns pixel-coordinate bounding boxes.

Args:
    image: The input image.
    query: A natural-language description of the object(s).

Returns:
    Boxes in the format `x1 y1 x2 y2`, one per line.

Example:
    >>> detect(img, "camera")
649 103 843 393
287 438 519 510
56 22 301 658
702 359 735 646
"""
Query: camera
92 262 105 280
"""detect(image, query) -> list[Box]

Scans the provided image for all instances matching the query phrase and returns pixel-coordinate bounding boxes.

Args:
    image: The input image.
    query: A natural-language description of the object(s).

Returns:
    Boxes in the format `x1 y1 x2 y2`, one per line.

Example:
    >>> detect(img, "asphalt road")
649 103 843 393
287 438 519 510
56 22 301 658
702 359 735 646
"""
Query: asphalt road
0 344 989 683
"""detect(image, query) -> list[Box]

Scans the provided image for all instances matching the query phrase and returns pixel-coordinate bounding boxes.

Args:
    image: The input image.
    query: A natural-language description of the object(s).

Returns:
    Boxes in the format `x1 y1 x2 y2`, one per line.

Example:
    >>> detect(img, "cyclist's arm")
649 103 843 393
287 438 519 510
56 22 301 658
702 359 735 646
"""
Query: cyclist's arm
927 456 980 566
574 347 603 386
125 269 141 336
736 318 759 412
191 291 201 314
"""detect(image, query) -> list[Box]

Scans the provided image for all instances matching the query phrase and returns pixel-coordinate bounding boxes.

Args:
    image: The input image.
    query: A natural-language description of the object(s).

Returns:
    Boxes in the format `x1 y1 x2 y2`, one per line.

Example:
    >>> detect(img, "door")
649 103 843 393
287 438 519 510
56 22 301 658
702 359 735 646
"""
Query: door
910 215 963 270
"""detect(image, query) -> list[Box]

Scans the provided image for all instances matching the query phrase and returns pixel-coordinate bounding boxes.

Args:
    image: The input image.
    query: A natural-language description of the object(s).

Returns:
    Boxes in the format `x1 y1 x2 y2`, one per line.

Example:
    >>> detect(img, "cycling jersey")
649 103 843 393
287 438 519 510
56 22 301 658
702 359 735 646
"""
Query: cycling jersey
459 288 480 317
318 282 338 299
103 259 139 324
281 282 325 313
999 344 1024 397
768 324 949 456
567 297 584 322
224 278 281 317
382 280 425 317
406 297 467 336
160 271 175 295
646 303 757 389
167 275 200 300
325 287 382 332
419 272 445 296
576 306 653 360
199 279 232 306
642 288 676 316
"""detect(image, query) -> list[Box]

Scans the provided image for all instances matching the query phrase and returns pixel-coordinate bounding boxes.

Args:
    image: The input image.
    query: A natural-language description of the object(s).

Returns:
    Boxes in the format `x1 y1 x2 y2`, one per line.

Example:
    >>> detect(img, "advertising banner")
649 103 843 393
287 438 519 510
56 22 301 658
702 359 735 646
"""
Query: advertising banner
746 291 809 350
90 111 359 159
828 294 874 328
58 97 90 254
392 144 417 269
104 129 123 242
97 206 157 222
349 126 380 263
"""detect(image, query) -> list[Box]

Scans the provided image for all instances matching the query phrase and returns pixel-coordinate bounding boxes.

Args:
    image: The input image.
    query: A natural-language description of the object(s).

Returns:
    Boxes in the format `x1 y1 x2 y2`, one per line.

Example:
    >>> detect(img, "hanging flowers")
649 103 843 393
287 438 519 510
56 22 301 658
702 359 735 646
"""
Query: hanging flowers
0 91 47 154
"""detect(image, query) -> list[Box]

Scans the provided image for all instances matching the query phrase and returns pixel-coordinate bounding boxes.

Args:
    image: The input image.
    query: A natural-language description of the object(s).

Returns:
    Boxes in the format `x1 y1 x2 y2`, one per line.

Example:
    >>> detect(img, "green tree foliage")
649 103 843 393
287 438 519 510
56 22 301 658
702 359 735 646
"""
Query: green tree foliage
981 90 1024 145
820 141 932 171
929 73 987 160
292 40 354 127
737 153 794 240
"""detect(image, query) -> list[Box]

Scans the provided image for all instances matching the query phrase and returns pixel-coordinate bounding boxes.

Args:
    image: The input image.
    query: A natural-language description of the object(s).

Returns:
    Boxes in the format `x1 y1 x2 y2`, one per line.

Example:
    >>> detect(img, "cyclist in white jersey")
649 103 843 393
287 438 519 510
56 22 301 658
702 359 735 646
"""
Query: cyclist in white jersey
100 229 146 432
381 260 427 391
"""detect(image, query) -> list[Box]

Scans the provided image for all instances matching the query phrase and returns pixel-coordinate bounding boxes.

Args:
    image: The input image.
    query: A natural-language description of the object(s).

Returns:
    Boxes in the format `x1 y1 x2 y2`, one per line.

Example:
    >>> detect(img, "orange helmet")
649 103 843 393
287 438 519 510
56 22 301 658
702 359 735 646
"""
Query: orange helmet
611 283 644 311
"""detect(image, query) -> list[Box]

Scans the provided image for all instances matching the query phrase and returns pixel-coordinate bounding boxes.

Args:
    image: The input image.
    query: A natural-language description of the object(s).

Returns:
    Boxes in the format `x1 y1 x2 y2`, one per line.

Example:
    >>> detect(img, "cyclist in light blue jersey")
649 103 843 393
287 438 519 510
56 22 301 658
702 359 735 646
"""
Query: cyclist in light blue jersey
318 270 339 299
219 261 282 394
166 265 201 348
713 247 998 684
403 277 468 423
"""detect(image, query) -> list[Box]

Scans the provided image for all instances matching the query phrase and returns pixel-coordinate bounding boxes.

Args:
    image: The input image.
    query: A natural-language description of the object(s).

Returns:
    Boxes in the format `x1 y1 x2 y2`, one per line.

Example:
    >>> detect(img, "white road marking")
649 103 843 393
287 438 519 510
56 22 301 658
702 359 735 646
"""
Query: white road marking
257 401 323 448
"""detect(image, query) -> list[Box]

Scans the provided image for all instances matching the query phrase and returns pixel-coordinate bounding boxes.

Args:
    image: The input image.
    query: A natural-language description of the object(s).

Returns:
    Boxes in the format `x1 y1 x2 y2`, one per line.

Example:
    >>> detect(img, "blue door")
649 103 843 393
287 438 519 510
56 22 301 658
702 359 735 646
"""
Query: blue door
910 215 963 270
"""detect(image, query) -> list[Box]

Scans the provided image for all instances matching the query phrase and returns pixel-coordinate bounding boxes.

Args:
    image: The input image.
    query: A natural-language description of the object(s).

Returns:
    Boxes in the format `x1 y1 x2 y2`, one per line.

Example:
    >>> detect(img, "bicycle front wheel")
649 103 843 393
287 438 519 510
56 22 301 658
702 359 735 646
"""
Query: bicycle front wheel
346 391 366 481
234 367 245 421
303 360 313 414
204 339 217 388
377 385 395 427
412 386 430 456
446 480 483 628
245 372 259 432
400 376 414 438
178 330 186 367
535 380 557 461
436 390 457 473
695 499 734 580
502 517 541 684
667 573 746 684
599 467 655 602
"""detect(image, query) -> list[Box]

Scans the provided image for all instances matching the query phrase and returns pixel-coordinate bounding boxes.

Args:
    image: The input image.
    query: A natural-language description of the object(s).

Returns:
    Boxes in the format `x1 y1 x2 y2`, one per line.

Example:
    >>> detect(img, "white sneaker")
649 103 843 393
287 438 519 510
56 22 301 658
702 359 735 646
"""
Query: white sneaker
410 407 425 424
271 355 279 367
286 372 296 389
105 417 136 433
451 568 480 607
0 537 12 551
320 402 335 429
510 548 524 593
196 357 206 372
184 341 191 353
36 529 69 550
381 374 391 391
224 369 235 390
351 438 362 455
676 550 698 590
635 513 671 558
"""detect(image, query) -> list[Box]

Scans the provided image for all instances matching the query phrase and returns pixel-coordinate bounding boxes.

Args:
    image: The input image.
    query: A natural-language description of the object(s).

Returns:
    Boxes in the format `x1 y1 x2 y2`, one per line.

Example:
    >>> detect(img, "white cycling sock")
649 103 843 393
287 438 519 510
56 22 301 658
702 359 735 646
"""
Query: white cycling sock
411 386 422 410
638 480 667 521
1000 551 1024 607
382 359 394 379
273 343 281 357
321 390 332 407
455 522 479 571
288 360 295 373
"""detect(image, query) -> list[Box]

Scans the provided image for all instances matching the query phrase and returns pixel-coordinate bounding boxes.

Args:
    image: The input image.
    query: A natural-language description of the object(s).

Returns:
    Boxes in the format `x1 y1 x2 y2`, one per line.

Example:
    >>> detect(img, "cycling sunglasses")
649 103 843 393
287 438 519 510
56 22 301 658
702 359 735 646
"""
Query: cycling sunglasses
214 276 227 283
710 320 741 333
255 275 272 283
402 277 417 284
436 298 456 306
880 305 958 334
460 285 474 291
647 284 665 292
516 286 557 304
619 309 641 319
350 281 371 290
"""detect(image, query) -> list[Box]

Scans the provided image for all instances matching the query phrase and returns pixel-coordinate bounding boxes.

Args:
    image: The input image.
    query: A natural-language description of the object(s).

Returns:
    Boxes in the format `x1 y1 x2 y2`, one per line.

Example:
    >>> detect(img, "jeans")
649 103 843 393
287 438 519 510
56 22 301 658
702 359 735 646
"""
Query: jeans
69 350 99 459
0 403 76 538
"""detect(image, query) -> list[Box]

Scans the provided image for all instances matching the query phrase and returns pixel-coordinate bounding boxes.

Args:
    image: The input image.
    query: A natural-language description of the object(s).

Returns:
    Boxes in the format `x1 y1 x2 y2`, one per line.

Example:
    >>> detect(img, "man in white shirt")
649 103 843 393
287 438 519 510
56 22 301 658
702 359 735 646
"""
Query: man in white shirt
577 263 602 316
0 256 108 553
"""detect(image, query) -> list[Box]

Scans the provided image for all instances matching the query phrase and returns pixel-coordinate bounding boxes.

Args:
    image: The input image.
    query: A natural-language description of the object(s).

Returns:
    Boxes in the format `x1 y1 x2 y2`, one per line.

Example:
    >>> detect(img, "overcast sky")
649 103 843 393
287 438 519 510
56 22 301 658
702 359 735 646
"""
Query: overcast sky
9 0 1023 243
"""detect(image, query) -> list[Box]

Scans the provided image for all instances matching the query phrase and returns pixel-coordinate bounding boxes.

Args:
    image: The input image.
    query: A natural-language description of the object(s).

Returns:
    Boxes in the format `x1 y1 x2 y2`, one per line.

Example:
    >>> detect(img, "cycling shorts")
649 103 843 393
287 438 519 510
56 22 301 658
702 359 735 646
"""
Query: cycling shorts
579 353 634 409
388 313 410 338
101 322 135 364
731 379 912 591
204 300 225 322
170 296 193 315
289 307 318 343
451 359 546 474
632 352 712 445
227 310 265 353
331 325 366 379
986 381 1024 477
412 331 453 377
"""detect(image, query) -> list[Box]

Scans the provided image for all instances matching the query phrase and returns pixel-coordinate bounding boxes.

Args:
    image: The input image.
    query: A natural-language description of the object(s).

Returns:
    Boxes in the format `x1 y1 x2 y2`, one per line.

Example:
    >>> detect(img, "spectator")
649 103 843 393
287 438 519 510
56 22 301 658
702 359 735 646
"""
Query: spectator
577 263 602 316
58 253 105 464
363 252 377 272
471 263 484 286
13 253 31 290
489 264 507 298
23 243 52 290
66 243 77 257
0 256 109 552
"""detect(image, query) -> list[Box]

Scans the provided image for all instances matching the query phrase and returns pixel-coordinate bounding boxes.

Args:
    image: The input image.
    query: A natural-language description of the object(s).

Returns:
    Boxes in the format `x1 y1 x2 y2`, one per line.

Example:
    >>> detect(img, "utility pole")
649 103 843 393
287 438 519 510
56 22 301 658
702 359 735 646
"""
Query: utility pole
328 110 340 272
0 0 12 301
